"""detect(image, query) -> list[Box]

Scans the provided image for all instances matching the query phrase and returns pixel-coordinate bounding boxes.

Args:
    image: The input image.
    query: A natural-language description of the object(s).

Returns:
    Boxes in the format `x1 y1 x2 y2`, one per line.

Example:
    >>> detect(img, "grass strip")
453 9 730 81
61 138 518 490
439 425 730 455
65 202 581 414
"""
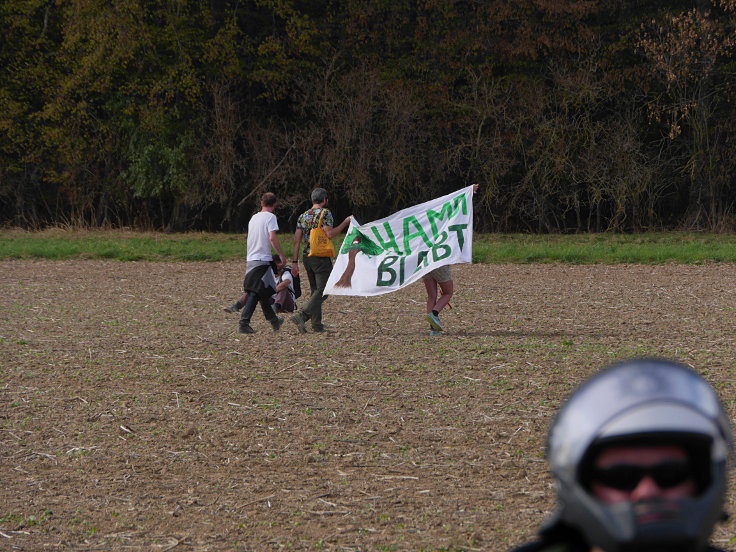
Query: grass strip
473 233 736 264
2 229 736 264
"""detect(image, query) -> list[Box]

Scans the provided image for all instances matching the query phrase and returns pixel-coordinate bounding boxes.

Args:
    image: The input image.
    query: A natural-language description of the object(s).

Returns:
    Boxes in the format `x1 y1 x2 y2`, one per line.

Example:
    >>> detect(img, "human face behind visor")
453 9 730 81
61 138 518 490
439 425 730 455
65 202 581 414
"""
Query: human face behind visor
590 444 697 504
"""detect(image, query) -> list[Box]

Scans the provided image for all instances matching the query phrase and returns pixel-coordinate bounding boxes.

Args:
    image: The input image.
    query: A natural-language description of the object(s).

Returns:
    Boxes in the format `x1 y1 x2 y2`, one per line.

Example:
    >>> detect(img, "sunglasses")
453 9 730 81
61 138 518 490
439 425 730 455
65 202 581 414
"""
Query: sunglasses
591 460 693 491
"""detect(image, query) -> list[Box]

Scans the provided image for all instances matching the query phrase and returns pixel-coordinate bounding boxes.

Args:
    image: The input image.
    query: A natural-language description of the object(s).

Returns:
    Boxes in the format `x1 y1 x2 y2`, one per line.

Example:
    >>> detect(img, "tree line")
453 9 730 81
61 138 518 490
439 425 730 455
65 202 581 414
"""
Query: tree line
1 0 735 233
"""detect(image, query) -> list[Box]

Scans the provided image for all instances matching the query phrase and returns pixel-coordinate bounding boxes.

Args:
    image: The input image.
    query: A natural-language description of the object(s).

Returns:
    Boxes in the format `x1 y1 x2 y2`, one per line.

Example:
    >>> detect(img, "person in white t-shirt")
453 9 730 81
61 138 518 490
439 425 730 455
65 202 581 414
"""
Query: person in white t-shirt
236 192 287 334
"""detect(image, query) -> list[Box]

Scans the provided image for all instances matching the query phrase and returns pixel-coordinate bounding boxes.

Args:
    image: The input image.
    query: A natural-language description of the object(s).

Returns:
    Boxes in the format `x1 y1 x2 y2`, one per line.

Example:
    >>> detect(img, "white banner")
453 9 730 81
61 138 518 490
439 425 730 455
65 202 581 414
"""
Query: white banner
324 186 474 296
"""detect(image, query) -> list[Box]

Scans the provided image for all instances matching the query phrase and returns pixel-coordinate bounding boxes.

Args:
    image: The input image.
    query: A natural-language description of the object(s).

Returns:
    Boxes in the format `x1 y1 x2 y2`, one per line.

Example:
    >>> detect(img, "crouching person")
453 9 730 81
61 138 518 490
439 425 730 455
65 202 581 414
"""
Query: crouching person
272 254 296 314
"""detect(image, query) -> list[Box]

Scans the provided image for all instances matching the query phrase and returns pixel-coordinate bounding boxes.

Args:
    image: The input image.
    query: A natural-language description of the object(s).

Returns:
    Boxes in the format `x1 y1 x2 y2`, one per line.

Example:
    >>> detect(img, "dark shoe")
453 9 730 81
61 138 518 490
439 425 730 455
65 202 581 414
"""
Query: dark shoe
271 316 284 331
224 303 240 313
312 326 335 333
238 323 256 334
291 314 307 334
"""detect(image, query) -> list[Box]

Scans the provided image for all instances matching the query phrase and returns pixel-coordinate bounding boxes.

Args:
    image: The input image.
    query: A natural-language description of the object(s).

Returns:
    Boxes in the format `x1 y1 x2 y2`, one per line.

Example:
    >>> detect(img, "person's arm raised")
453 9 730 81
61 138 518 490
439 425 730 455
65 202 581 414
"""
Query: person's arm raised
323 215 351 239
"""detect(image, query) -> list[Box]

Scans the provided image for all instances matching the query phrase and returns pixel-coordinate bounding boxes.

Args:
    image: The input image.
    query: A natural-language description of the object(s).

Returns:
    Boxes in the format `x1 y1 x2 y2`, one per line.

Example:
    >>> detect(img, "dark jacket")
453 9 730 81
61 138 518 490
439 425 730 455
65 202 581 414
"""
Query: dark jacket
243 264 276 299
507 522 588 552
508 521 727 552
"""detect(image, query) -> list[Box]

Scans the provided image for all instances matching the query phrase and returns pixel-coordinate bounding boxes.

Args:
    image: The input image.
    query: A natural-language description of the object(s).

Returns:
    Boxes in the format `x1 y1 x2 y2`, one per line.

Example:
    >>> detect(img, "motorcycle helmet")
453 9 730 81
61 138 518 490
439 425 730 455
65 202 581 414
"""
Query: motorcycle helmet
546 358 732 552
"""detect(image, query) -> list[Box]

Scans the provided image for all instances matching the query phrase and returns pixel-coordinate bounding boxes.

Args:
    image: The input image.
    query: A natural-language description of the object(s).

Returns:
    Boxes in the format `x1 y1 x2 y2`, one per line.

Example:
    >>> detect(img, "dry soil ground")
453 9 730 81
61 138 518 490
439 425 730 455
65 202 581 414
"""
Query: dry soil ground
1 260 735 552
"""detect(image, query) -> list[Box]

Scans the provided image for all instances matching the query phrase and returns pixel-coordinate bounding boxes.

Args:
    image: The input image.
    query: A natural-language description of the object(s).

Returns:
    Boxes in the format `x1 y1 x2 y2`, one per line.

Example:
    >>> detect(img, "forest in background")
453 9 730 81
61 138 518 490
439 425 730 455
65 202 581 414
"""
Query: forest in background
1 0 735 233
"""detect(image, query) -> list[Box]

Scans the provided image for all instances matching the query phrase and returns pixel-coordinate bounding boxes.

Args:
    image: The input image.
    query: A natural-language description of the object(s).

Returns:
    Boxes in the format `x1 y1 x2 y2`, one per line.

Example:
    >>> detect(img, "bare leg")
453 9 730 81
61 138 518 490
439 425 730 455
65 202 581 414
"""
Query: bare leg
433 279 454 313
424 278 439 313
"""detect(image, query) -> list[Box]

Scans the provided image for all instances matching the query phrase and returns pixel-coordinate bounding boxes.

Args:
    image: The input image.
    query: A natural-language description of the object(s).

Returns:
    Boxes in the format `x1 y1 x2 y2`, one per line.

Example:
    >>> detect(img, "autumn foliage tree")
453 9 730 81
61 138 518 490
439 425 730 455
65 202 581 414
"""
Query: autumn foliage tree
638 0 736 229
1 0 735 232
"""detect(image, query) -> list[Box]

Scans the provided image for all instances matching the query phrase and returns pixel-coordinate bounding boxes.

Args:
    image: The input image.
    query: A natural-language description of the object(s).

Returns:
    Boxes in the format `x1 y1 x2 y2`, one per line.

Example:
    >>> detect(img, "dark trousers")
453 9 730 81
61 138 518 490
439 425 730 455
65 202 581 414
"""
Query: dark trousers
239 292 277 326
299 255 332 330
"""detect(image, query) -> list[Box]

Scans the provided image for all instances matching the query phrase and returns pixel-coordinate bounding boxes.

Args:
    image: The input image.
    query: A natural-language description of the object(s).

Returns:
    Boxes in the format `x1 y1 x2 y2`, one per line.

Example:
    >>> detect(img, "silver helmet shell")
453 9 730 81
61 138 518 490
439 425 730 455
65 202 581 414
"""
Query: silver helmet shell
547 358 732 552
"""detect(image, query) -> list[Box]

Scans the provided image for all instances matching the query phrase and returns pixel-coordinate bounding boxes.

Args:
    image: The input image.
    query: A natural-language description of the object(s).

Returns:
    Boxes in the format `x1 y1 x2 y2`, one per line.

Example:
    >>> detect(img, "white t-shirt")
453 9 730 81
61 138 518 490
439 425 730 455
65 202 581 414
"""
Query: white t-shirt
279 270 294 294
246 211 279 262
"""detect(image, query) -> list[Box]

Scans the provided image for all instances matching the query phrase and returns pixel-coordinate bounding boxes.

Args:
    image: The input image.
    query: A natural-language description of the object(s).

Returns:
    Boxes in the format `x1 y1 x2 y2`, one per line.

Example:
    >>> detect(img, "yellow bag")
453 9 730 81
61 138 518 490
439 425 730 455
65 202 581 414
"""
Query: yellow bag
308 209 335 257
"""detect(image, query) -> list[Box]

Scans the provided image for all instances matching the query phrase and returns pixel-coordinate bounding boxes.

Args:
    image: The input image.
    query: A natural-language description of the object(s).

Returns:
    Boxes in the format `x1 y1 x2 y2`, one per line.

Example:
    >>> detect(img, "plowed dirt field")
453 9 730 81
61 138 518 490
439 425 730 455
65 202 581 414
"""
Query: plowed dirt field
1 261 735 551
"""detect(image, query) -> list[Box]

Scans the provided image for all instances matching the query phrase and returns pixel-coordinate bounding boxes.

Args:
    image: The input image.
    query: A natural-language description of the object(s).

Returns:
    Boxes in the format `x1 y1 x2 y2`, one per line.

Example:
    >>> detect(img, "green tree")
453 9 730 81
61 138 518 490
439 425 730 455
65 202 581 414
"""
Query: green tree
0 0 62 226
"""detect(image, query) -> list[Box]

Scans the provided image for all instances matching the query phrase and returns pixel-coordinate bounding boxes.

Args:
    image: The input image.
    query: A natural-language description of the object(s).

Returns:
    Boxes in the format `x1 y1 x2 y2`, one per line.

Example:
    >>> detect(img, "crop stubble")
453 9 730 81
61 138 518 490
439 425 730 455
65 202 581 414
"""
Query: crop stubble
1 260 735 551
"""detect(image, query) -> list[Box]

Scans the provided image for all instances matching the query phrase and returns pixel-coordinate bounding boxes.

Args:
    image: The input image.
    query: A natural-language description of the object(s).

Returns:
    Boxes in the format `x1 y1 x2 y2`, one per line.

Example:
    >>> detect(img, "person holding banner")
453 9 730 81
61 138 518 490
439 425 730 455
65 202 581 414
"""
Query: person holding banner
322 184 478 336
423 265 454 335
290 188 351 333
423 183 478 335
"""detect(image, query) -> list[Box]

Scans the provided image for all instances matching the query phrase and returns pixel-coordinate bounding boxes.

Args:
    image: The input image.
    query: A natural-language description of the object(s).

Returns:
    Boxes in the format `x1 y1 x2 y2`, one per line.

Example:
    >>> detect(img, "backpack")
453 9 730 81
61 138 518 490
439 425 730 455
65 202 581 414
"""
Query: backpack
283 266 302 299
293 274 302 299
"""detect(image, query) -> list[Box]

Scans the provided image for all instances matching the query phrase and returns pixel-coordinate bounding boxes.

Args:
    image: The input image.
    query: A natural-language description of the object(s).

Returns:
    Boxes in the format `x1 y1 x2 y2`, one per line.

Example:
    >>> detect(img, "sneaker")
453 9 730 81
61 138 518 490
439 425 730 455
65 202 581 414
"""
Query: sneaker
224 303 240 313
291 314 307 334
429 330 442 336
426 312 443 331
271 316 284 331
312 326 335 333
238 323 256 334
